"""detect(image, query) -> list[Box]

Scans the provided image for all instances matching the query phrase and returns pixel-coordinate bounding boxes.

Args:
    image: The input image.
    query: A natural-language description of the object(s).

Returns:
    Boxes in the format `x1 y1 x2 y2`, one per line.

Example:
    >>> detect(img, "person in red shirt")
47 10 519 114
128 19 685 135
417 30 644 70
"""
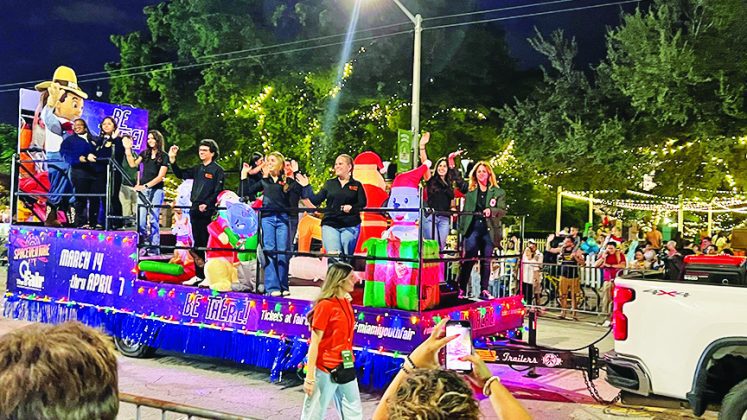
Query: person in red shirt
301 263 362 420
594 242 627 320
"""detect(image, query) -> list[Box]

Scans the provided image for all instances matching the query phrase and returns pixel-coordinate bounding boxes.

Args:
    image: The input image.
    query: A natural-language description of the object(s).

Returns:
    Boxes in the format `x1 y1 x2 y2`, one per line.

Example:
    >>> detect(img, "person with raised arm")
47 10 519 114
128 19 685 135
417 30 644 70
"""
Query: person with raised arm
123 130 169 256
424 142 469 249
169 140 225 285
240 151 303 296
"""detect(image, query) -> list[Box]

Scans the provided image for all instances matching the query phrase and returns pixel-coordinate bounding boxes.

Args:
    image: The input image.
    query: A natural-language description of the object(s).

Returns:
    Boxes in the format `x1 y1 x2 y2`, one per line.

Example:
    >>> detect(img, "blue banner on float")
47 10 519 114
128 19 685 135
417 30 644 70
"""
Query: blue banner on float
7 226 138 305
6 226 525 354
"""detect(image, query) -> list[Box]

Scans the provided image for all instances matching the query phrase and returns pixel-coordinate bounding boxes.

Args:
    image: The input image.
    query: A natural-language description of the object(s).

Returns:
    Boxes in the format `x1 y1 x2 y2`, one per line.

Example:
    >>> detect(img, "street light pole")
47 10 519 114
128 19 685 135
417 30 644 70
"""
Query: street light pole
391 0 422 169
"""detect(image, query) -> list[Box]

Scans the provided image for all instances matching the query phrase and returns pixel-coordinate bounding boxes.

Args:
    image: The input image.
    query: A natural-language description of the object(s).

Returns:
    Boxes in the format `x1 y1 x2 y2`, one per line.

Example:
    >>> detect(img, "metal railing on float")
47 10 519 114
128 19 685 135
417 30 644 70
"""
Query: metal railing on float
10 152 141 230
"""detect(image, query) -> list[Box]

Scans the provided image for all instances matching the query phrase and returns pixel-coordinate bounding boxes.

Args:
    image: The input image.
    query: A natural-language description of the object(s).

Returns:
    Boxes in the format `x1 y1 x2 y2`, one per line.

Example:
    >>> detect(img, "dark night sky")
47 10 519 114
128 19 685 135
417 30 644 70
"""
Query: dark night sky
0 0 645 125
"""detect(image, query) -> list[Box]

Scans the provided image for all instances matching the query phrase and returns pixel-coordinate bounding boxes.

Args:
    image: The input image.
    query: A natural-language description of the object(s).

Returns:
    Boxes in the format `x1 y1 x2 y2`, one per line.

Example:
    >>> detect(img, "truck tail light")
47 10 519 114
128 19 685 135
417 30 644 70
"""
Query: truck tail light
612 286 635 341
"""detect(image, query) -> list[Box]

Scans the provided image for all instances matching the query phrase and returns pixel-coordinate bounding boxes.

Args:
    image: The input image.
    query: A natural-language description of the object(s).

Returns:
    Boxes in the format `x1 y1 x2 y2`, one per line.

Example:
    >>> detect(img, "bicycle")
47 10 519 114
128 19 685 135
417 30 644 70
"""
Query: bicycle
538 266 587 310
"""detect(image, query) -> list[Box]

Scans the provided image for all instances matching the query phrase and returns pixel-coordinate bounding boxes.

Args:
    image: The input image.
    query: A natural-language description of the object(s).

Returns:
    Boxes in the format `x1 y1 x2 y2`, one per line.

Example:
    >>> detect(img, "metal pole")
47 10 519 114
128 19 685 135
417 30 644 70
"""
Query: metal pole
105 161 112 230
417 185 424 313
588 193 594 226
707 203 713 236
10 154 17 225
677 194 684 235
389 0 422 169
555 186 563 234
410 14 422 169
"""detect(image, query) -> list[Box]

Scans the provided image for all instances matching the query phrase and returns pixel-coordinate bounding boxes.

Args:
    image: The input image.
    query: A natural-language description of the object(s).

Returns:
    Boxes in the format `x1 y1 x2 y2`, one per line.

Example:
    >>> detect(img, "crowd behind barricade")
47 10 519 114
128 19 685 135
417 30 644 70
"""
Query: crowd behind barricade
517 222 736 322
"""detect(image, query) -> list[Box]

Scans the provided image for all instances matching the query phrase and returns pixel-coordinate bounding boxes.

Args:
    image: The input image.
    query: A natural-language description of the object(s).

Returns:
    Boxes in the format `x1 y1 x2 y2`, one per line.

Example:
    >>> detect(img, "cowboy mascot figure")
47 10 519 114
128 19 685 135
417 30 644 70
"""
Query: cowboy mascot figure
35 66 87 227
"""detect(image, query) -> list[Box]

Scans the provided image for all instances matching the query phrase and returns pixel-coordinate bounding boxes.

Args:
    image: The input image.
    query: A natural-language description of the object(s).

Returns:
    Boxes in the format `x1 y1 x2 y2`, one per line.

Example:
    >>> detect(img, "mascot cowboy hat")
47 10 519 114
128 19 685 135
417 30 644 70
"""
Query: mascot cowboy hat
34 66 88 99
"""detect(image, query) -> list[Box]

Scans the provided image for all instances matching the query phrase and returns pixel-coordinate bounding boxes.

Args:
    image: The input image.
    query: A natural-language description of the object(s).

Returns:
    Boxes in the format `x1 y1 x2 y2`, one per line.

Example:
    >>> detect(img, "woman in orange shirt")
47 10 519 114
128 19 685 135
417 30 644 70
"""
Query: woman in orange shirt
301 263 362 420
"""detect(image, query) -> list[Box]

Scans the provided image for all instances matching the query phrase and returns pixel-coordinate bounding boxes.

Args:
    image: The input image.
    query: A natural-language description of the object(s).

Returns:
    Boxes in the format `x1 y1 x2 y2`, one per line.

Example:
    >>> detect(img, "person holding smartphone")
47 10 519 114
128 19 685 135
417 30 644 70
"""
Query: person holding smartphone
373 318 531 420
301 263 362 420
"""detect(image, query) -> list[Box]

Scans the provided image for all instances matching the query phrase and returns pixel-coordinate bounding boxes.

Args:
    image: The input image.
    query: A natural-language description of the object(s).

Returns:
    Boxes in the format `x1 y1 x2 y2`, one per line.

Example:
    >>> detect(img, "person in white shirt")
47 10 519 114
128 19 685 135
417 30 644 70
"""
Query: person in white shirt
521 239 543 306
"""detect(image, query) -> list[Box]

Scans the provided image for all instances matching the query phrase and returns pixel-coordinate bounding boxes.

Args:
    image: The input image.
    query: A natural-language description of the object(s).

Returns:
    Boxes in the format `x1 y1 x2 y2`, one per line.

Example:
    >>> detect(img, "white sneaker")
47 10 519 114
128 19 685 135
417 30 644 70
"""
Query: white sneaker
269 291 282 297
182 277 202 286
197 279 210 288
282 290 291 297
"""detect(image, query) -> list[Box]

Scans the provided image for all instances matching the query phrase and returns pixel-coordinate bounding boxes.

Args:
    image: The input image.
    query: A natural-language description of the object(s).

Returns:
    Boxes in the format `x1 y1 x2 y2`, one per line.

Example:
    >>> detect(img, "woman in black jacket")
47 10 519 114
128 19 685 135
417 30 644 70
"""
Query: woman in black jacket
241 151 304 297
96 116 125 228
296 154 367 264
424 150 468 249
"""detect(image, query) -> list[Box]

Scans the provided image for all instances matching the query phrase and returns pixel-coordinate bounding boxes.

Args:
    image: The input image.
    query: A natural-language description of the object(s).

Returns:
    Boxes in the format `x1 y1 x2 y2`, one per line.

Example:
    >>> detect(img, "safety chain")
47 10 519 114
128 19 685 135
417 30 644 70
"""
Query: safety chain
583 369 621 405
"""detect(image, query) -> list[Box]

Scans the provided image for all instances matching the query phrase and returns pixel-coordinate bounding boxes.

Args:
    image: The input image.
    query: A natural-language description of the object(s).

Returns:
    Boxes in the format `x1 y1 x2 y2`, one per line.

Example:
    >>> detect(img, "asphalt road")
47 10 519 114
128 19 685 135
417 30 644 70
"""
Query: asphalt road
0 266 718 419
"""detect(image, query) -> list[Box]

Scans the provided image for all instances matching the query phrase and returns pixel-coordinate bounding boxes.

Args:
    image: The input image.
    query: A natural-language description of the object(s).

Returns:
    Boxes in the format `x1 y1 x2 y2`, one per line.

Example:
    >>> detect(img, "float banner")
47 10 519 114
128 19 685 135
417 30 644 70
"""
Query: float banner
7 226 138 306
18 88 149 154
6 227 524 353
397 129 413 169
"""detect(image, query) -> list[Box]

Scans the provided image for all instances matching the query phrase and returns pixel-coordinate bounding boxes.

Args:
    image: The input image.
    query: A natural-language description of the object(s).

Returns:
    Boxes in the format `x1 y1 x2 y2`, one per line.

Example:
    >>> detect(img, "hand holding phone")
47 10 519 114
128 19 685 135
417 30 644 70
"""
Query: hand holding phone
444 320 473 372
408 318 460 370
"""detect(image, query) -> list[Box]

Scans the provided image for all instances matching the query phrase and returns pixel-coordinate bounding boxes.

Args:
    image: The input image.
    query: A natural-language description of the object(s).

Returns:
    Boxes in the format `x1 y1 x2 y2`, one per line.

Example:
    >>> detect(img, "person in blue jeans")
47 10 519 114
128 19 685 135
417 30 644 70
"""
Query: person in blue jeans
302 263 362 420
123 131 169 256
424 149 468 250
296 154 367 265
241 151 303 297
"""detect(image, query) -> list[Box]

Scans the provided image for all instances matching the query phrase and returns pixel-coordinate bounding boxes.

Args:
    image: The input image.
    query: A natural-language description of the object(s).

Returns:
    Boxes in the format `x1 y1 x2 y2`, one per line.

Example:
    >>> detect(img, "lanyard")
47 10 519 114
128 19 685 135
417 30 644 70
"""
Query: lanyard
335 298 354 342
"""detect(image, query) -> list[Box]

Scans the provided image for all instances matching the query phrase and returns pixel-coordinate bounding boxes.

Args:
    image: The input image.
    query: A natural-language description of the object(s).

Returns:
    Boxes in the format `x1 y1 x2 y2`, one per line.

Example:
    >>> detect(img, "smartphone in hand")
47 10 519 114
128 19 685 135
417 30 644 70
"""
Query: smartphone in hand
444 320 473 373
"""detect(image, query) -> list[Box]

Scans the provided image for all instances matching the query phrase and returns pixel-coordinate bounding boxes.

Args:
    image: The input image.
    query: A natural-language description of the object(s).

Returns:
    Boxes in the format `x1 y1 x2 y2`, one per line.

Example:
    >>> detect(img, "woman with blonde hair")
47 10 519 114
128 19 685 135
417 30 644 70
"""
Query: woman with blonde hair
241 151 303 296
296 154 367 264
301 263 362 420
455 161 506 300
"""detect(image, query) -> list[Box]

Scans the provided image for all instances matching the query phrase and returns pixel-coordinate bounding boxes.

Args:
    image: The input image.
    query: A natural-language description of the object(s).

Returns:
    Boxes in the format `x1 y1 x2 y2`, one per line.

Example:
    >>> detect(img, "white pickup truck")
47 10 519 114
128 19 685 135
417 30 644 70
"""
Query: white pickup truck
603 255 747 419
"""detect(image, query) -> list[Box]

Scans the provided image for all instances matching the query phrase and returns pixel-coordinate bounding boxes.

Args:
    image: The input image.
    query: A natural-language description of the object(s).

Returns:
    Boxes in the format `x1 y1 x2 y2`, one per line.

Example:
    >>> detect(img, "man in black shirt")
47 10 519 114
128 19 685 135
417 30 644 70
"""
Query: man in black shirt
169 139 225 285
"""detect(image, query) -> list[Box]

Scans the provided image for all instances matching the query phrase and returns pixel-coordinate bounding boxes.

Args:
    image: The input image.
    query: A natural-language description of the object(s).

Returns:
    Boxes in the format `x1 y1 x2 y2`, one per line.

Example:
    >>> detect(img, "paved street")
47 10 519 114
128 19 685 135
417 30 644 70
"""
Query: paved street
0 267 718 419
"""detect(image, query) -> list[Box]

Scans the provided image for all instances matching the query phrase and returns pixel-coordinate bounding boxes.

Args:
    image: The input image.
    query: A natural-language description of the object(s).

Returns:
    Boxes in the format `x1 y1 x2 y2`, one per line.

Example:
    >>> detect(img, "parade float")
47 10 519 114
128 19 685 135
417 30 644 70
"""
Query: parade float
3 67 524 389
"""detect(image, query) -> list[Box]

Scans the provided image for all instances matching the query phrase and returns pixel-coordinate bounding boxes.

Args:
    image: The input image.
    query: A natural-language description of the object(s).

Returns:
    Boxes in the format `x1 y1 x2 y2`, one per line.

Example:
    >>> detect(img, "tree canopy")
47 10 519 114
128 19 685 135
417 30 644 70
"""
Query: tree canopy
107 0 523 183
501 0 747 201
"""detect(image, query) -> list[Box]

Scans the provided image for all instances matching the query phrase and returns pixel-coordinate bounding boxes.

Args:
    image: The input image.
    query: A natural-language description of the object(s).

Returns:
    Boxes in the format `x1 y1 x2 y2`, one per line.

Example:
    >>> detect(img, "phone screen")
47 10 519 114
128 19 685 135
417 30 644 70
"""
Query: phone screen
445 321 472 372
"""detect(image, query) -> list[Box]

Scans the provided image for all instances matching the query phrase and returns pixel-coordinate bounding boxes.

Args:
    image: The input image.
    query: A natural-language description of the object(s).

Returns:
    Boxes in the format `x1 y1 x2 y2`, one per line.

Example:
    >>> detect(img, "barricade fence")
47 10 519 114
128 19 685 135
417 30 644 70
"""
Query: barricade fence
517 260 658 316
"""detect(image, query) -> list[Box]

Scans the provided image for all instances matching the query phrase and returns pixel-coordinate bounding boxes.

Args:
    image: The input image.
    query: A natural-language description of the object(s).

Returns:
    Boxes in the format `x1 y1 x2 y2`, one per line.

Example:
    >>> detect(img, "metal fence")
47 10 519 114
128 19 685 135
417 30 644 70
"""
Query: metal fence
119 393 255 420
495 259 658 316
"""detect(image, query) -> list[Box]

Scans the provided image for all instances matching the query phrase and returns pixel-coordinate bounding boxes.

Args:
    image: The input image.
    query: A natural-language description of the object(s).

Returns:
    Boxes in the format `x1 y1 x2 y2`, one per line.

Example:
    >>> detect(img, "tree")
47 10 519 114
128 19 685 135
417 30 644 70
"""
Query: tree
107 0 522 180
501 0 747 199
499 30 638 191
0 123 17 175
602 0 747 195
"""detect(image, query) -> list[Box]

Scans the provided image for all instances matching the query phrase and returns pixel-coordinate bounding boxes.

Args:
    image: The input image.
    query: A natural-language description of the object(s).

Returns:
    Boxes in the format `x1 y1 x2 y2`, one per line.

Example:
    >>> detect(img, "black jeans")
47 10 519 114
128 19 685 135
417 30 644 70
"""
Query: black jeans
457 219 494 294
522 282 534 306
108 171 123 228
71 168 100 227
190 208 214 279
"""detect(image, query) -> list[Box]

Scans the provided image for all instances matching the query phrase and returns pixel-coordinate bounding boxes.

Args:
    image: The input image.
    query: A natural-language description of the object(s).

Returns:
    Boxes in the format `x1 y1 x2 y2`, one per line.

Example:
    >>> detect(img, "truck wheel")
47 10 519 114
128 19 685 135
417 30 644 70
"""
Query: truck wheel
720 378 747 420
114 336 155 358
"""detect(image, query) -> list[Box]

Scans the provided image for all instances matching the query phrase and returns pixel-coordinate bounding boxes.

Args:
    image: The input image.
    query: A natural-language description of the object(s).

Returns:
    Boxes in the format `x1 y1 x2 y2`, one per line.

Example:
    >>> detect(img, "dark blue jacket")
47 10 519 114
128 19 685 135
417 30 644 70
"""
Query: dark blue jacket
60 134 96 169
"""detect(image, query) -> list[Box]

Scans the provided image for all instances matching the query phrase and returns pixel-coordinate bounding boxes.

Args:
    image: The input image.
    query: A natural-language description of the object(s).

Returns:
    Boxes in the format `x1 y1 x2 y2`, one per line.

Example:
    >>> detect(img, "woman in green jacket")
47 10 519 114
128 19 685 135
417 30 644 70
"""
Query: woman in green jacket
456 161 506 299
